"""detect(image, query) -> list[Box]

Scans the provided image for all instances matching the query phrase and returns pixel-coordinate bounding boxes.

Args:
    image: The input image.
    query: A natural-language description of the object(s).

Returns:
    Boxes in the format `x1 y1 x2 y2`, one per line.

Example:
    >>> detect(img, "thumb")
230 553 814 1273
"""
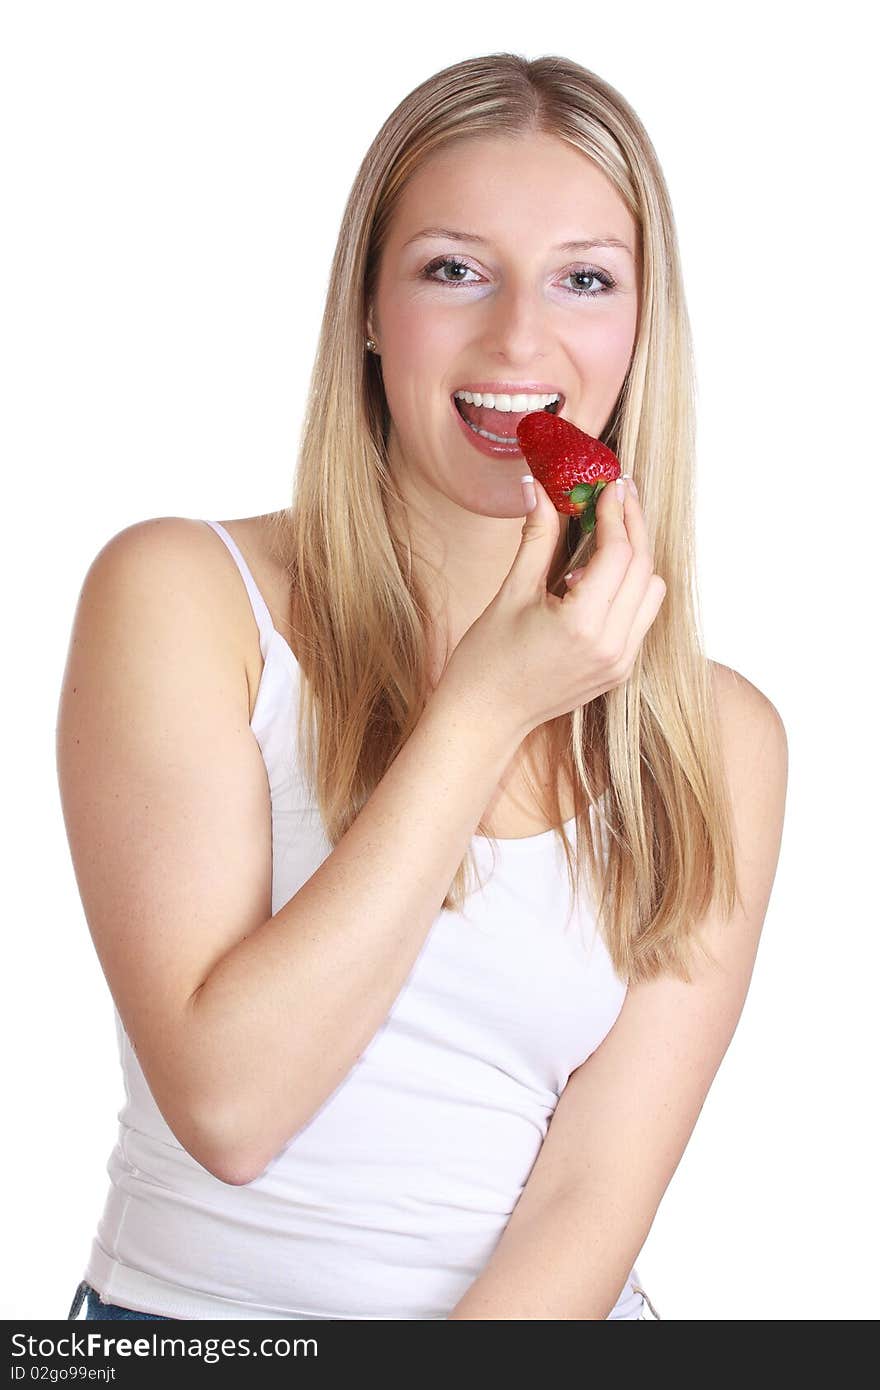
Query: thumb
505 475 560 594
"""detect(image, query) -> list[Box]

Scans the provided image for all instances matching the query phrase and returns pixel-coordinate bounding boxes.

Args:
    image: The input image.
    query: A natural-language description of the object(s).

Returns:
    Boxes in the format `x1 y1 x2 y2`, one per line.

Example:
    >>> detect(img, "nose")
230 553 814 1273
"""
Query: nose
479 278 550 364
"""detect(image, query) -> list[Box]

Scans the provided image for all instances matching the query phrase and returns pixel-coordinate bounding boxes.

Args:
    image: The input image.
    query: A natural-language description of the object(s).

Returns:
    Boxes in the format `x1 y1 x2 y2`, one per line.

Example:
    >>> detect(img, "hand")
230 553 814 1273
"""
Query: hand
440 475 666 739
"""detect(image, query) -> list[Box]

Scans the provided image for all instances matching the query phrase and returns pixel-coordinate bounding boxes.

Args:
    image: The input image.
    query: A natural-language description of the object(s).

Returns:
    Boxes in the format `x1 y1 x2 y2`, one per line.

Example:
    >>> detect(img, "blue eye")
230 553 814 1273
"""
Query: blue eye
421 255 615 298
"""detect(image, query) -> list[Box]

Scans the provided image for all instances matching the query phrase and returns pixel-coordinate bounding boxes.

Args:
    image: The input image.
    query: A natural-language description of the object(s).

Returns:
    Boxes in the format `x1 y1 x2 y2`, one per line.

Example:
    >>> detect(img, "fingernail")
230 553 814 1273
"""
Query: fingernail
616 478 627 510
621 473 638 498
564 571 574 585
520 474 536 511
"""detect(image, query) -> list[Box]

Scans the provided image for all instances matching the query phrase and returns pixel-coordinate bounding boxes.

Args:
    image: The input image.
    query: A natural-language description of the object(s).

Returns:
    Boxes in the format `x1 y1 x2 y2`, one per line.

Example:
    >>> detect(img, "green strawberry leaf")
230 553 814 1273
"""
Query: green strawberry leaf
579 498 598 535
569 483 594 505
577 478 613 533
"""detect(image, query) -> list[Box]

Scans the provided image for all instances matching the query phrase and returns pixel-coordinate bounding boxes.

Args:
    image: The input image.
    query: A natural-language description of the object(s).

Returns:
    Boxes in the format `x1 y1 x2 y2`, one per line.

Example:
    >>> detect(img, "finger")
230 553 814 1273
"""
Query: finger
618 572 667 669
615 475 651 558
602 476 662 638
595 475 661 647
506 476 565 599
564 473 636 611
566 475 660 649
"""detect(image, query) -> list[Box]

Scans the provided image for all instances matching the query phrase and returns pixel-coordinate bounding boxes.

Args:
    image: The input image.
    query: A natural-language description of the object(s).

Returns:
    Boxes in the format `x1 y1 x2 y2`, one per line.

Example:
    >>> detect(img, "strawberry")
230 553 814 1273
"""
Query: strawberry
515 410 622 536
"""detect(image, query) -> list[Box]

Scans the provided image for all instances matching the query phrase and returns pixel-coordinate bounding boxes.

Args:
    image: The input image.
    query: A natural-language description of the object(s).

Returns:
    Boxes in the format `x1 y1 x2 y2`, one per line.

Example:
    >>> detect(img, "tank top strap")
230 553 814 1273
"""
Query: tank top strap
201 520 276 661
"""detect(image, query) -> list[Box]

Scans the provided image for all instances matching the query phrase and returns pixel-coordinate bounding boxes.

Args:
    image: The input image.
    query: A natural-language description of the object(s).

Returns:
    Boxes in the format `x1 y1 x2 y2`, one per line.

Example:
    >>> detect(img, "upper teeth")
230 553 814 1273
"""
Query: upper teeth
454 390 560 411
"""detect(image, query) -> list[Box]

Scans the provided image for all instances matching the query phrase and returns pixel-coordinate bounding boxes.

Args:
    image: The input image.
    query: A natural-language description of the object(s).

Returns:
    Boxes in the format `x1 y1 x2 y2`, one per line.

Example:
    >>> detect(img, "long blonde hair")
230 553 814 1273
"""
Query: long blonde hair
269 52 740 985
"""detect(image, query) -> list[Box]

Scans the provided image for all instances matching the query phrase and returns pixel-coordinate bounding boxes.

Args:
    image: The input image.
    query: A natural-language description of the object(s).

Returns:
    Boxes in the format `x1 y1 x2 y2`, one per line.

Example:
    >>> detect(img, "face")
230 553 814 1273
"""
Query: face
367 131 639 523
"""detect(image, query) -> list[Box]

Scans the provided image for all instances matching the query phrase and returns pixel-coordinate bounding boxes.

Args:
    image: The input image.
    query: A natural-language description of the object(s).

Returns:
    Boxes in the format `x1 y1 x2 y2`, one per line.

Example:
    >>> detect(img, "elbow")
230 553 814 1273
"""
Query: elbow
198 1134 266 1188
170 1105 264 1188
189 1098 307 1188
214 1140 273 1187
170 1078 303 1187
189 1134 262 1187
140 1053 270 1186
207 1158 260 1187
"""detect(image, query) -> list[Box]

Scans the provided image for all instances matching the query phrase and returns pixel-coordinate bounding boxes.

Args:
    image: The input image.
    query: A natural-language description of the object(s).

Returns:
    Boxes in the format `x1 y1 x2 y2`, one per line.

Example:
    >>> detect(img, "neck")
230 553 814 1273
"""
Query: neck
384 446 571 681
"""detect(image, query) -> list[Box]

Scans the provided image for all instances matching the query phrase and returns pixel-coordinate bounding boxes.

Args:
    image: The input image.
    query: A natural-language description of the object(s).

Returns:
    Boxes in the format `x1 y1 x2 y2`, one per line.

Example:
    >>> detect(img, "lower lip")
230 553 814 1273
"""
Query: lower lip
450 396 524 458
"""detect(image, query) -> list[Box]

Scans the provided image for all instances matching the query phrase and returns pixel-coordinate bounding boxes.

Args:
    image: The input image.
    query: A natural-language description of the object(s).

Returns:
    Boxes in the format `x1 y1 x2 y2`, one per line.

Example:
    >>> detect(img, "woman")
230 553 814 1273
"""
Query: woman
59 52 787 1321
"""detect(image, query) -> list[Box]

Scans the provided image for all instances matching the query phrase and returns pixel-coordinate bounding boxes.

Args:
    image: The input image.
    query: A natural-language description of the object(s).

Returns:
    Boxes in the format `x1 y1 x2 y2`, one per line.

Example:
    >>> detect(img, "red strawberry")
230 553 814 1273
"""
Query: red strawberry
516 410 622 536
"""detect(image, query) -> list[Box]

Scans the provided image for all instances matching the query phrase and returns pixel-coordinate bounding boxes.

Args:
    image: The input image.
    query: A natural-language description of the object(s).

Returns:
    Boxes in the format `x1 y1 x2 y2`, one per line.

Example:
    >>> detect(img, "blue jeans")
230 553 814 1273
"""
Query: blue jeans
67 1279 176 1321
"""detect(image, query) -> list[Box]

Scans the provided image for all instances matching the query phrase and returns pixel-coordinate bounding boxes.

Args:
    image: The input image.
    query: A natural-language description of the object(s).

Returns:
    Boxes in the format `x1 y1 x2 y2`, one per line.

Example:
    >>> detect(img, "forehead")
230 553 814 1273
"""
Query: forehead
389 131 636 252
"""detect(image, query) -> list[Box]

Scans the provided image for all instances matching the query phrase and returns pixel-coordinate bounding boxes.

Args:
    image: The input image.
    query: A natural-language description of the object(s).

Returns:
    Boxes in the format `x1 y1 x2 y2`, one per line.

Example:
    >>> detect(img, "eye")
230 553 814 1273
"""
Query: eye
421 255 480 287
420 255 617 298
564 267 616 297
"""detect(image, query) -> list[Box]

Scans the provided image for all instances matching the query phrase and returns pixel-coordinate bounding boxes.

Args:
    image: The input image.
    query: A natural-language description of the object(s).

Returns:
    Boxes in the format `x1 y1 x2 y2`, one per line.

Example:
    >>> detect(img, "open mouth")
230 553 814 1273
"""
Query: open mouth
453 392 562 443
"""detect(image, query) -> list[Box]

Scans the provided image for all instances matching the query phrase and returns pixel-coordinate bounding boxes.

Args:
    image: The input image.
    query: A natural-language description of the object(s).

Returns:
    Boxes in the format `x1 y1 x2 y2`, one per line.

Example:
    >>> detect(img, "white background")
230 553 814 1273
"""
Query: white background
2 0 876 1321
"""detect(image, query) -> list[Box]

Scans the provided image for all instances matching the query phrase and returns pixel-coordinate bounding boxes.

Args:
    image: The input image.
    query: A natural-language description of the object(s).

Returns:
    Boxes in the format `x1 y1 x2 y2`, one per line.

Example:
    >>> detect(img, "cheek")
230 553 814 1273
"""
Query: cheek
384 289 462 350
381 310 463 416
385 310 464 404
578 310 637 383
410 310 463 366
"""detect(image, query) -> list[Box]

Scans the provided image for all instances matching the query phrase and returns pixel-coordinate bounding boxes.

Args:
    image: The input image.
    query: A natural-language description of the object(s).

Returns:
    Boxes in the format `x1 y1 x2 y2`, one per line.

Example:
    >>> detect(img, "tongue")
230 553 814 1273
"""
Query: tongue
457 397 529 437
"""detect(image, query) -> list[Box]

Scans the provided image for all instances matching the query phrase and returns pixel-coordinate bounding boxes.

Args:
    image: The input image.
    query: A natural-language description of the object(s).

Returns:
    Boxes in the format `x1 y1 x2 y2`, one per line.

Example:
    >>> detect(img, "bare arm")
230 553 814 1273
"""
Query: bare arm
447 666 789 1318
56 519 524 1186
188 659 522 1182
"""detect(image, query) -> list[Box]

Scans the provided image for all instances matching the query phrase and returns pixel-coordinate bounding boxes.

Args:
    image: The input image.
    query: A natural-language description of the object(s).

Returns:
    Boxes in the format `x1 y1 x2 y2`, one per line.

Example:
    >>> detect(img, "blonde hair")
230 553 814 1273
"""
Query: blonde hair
269 52 740 985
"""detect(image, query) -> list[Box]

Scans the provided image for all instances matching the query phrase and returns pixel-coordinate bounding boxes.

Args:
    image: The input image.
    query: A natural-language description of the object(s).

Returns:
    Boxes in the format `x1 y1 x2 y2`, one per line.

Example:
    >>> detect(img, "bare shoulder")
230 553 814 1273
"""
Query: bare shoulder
80 517 239 647
708 658 788 762
89 515 249 605
94 513 243 577
708 655 789 876
84 515 280 715
705 658 788 945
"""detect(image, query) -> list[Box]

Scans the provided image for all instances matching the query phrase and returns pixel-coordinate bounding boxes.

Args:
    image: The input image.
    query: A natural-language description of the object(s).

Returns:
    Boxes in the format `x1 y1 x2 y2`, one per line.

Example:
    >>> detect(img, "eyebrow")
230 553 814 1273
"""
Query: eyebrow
403 226 634 257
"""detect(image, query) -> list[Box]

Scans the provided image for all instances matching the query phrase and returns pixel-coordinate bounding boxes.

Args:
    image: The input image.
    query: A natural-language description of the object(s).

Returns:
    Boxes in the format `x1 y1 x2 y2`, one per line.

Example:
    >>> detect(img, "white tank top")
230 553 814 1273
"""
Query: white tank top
81 519 647 1320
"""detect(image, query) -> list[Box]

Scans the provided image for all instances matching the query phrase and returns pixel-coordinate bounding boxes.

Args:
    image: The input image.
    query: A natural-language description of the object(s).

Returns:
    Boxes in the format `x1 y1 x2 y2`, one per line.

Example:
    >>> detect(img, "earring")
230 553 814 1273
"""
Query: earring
366 337 377 353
